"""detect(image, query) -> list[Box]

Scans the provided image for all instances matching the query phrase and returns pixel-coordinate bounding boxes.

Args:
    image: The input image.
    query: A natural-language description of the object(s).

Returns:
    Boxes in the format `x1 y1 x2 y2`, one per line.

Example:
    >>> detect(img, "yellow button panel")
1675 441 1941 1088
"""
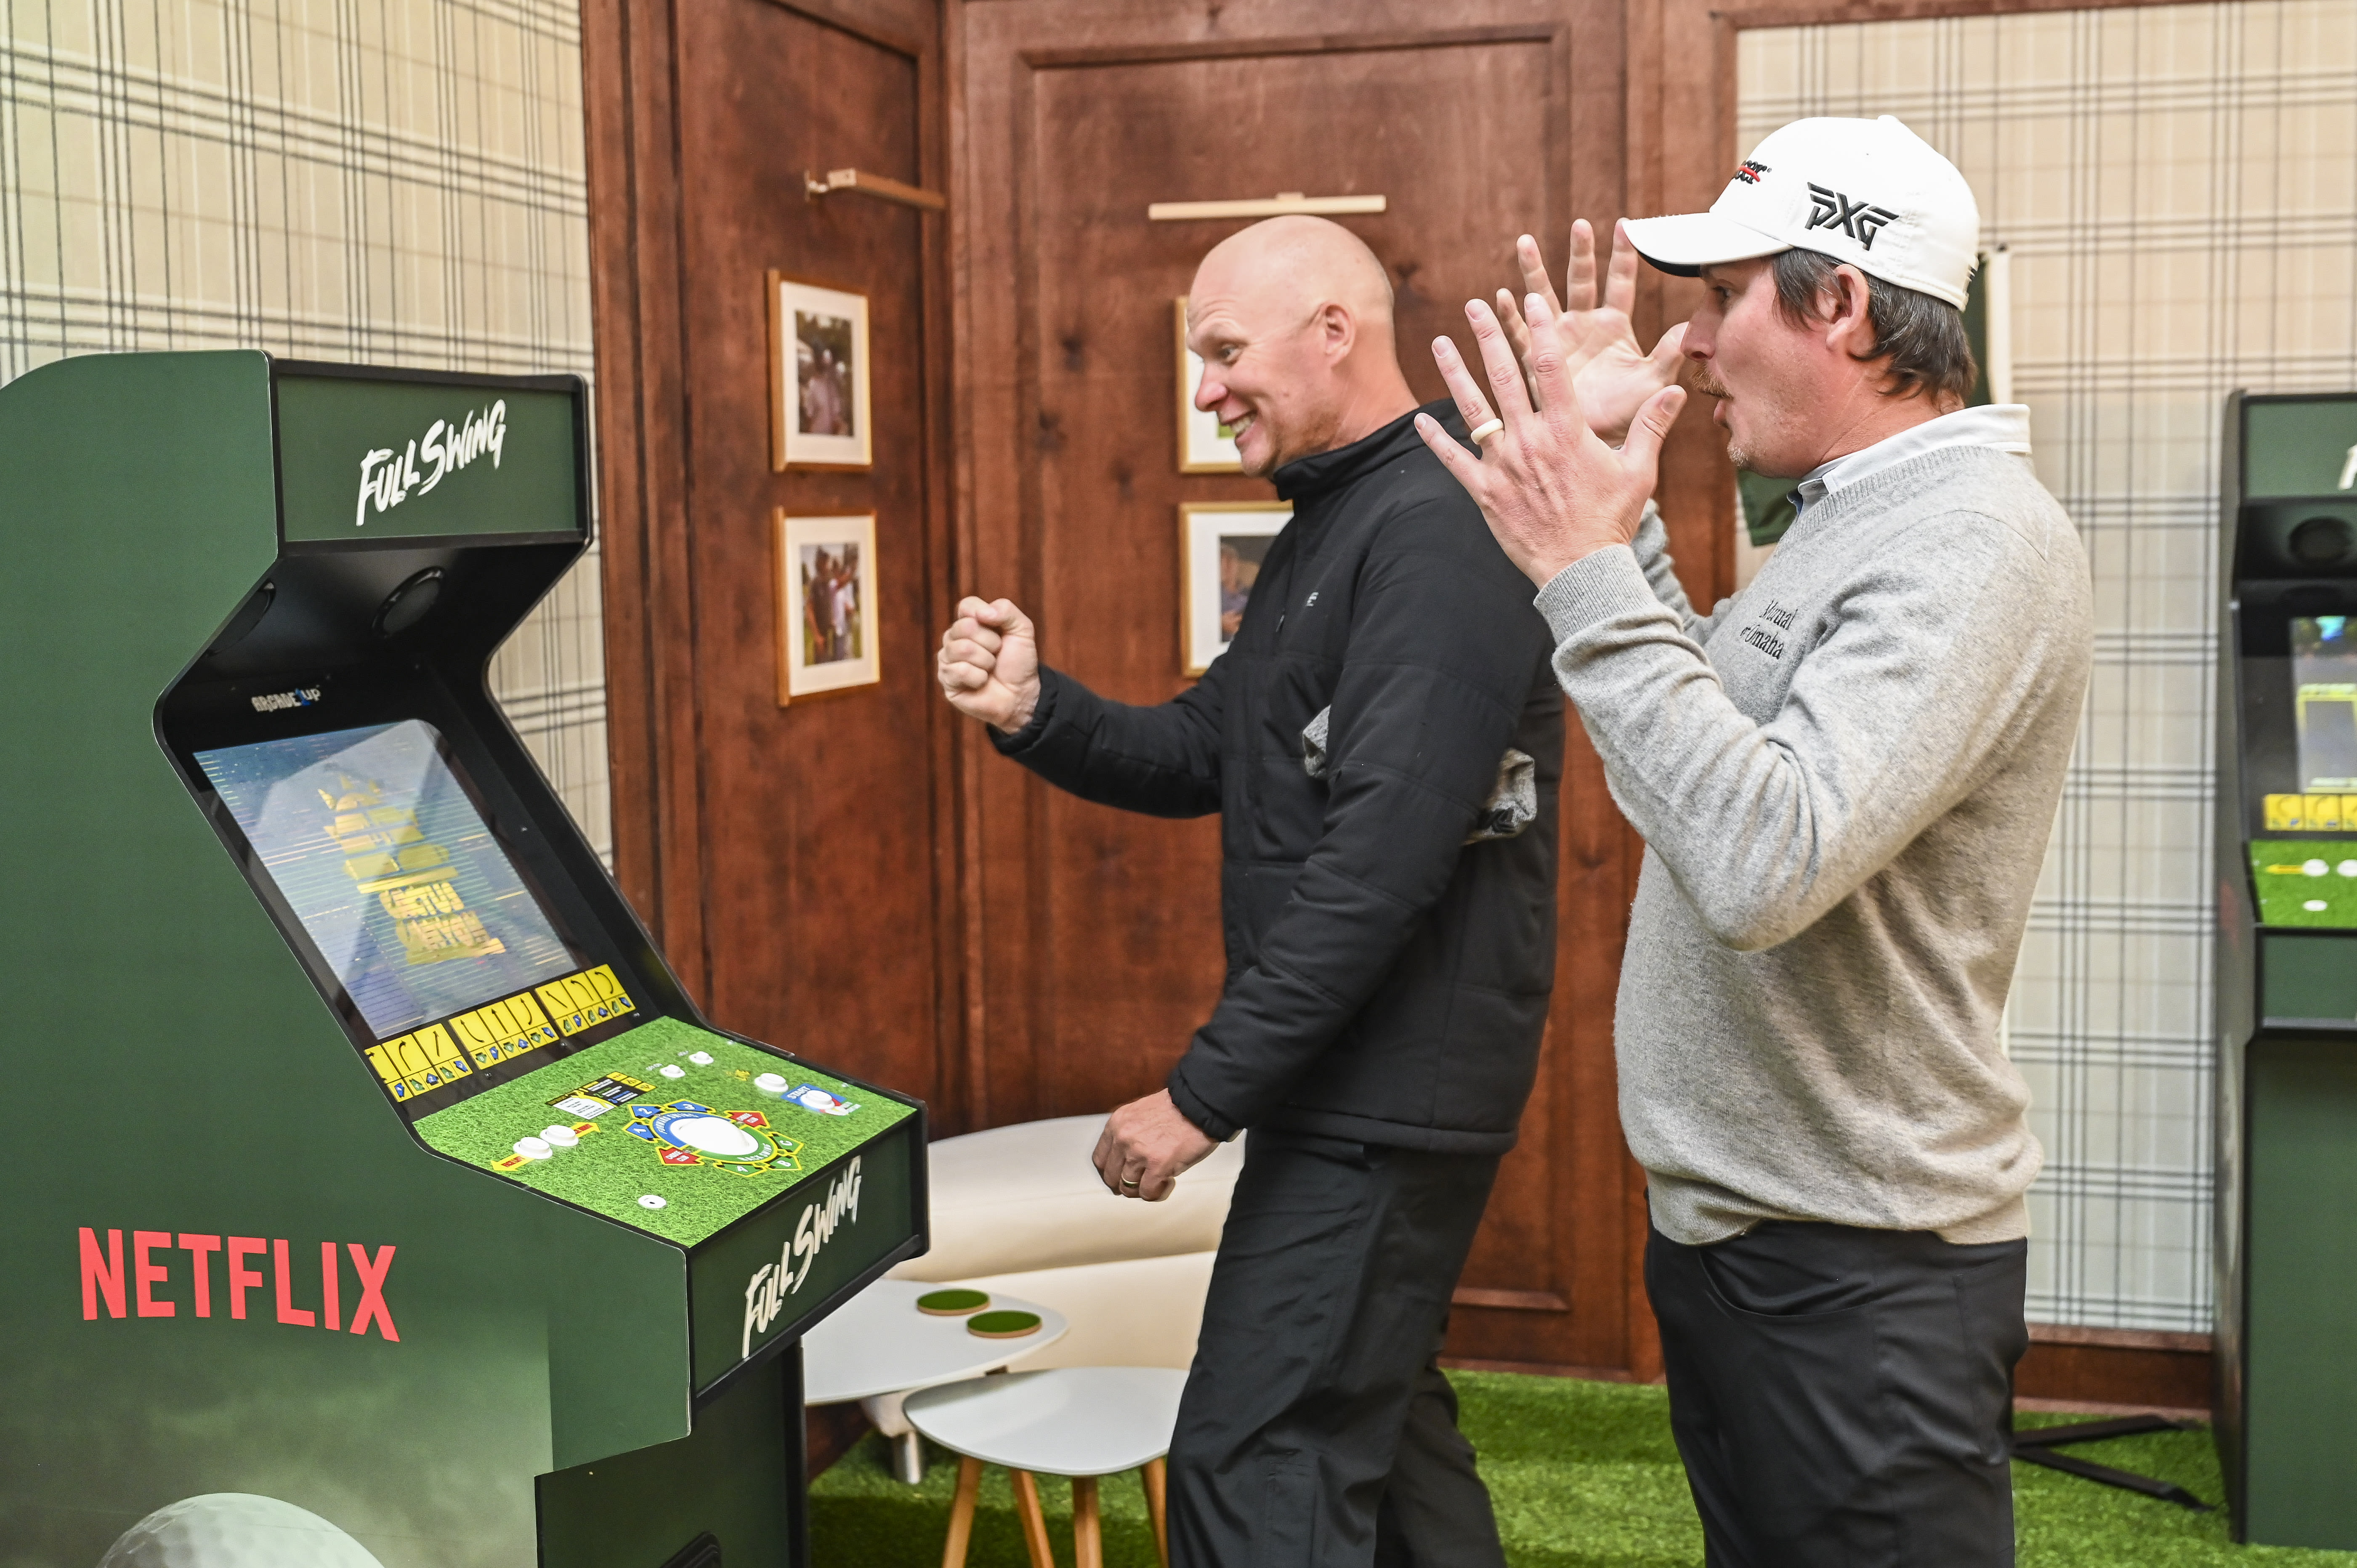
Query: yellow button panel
2264 793 2357 831
363 964 637 1103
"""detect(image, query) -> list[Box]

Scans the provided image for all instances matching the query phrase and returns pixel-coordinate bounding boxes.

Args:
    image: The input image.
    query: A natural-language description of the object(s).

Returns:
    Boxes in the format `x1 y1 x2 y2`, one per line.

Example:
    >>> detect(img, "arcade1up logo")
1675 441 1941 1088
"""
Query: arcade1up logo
741 1156 863 1357
353 401 507 530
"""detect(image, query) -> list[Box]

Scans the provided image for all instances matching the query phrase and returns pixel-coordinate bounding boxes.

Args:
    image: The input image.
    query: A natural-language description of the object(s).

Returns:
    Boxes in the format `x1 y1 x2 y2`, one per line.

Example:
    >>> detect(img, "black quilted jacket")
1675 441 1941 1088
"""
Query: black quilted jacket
996 401 1562 1152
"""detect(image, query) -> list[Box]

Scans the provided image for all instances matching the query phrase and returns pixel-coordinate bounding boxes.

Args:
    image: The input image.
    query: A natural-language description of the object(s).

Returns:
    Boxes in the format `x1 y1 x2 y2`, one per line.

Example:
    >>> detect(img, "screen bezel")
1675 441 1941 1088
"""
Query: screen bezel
2292 613 2357 794
193 716 590 1042
159 663 649 1117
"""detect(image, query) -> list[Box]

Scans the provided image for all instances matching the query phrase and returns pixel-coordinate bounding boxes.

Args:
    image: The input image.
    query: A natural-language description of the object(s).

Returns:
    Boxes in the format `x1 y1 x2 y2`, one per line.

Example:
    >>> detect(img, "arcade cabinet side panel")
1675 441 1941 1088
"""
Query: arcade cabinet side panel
2212 393 2253 1520
0 352 672 1568
2243 1035 2357 1550
538 1352 804 1568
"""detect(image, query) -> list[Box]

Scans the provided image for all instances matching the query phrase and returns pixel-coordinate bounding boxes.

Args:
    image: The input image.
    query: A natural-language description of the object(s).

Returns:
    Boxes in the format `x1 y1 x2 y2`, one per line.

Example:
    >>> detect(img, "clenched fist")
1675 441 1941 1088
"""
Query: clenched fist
936 596 1042 734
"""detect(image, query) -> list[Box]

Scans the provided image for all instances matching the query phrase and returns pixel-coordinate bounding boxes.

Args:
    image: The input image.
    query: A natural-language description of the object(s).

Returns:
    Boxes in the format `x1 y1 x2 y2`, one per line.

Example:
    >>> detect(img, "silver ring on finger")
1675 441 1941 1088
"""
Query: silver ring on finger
1469 417 1505 445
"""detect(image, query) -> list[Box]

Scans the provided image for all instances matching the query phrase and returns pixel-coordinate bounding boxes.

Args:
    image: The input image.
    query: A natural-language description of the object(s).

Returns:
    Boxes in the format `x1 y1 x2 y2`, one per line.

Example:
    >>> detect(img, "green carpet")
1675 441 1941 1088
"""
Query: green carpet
809 1371 2357 1566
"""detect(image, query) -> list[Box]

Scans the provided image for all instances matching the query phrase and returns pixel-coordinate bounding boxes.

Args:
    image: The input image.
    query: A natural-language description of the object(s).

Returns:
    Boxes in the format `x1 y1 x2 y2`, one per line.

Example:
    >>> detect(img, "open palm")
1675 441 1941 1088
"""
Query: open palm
1496 218 1688 446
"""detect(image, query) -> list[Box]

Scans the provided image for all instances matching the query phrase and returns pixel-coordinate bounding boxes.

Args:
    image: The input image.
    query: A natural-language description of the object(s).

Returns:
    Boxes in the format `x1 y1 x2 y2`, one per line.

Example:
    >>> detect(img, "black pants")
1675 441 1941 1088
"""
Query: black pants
1168 1133 1506 1568
1647 1220 2030 1568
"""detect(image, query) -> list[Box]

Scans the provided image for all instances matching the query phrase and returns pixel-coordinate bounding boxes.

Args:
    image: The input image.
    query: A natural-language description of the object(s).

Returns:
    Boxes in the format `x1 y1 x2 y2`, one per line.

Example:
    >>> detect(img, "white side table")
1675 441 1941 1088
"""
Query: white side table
802 1278 1070 1482
904 1367 1188 1568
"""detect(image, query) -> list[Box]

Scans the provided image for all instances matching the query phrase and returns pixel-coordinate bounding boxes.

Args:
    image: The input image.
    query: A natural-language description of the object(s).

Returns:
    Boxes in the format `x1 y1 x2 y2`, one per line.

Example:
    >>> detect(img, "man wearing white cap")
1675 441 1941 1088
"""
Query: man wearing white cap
1414 116 2093 1564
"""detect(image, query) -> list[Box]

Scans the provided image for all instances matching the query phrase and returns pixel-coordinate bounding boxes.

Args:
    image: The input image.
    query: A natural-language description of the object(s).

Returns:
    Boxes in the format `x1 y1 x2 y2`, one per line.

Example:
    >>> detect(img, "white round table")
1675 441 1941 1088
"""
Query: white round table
801 1278 1069 1481
904 1367 1188 1568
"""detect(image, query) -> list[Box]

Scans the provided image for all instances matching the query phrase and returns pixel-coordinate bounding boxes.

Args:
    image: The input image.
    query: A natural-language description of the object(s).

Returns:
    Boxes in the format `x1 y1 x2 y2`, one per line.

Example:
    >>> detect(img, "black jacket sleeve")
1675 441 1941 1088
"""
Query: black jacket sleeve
1165 498 1543 1136
991 653 1231 820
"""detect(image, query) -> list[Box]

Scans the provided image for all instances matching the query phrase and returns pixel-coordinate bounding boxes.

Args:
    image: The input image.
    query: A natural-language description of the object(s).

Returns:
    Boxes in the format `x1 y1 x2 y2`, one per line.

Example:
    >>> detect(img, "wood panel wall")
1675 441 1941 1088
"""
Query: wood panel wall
582 0 964 1108
585 0 2212 1410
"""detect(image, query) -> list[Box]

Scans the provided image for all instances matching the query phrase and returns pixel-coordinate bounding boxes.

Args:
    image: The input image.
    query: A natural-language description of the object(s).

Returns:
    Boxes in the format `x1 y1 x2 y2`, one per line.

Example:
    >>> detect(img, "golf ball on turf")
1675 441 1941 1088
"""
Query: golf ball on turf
99 1493 385 1568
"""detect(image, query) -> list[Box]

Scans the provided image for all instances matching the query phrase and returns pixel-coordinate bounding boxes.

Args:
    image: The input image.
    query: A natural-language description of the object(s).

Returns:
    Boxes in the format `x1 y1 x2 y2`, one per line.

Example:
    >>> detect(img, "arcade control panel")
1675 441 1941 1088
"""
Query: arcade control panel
2247 835 2357 929
416 1014 913 1246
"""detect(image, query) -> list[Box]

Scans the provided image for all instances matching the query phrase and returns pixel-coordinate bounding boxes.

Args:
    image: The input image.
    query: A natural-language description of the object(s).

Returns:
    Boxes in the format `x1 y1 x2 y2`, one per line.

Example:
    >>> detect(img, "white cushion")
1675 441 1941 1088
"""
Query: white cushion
890 1115 1243 1281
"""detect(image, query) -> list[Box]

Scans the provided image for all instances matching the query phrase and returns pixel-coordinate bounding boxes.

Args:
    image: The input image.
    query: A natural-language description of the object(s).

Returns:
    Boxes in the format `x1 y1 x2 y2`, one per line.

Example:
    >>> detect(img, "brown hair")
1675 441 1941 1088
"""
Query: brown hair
1770 249 1977 406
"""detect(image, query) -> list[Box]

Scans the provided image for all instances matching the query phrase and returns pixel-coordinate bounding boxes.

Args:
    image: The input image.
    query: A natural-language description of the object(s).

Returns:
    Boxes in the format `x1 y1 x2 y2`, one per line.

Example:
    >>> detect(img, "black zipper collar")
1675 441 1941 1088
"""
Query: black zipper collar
1272 399 1466 503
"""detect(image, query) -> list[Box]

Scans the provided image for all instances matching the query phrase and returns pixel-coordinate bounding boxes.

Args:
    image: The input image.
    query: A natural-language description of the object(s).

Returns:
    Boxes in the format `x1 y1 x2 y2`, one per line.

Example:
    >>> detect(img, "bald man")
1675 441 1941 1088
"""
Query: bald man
937 218 1561 1565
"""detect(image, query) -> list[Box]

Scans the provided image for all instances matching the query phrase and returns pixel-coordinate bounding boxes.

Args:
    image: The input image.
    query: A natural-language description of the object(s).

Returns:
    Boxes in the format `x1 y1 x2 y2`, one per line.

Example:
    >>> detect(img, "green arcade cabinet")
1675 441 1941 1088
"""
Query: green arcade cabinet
0 351 926 1568
2214 391 2357 1548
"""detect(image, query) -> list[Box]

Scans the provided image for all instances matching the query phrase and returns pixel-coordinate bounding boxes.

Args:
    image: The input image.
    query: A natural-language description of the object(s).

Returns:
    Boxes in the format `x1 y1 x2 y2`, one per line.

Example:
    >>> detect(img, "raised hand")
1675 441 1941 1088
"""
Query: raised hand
937 596 1042 733
1493 219 1688 446
1417 292 1686 589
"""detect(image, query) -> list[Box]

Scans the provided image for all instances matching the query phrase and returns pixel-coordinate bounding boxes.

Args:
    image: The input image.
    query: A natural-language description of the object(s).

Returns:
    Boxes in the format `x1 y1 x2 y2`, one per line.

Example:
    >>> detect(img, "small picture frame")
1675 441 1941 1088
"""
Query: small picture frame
776 511 881 702
1180 502 1291 676
769 273 872 470
1175 298 1244 474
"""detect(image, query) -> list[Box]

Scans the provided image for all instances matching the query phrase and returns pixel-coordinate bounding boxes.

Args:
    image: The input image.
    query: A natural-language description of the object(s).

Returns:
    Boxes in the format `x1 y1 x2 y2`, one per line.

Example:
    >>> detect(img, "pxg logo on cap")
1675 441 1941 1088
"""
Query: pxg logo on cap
1622 115 1980 310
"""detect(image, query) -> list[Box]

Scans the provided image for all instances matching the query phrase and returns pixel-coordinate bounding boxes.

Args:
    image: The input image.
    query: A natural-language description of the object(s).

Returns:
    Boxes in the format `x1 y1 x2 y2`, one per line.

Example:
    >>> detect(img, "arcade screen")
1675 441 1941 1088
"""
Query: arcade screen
2294 616 2357 792
196 719 580 1037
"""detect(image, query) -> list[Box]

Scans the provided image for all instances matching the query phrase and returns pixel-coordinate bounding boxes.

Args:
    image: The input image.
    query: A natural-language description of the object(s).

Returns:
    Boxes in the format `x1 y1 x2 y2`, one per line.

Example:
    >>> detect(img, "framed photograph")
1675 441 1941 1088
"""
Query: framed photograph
776 511 880 702
769 273 872 470
1180 502 1291 676
1175 298 1244 474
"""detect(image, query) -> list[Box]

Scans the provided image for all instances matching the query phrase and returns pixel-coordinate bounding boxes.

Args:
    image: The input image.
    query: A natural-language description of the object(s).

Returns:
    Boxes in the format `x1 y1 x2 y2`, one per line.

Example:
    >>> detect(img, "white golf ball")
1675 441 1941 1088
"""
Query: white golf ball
2339 860 2357 878
2305 859 2330 877
100 1494 385 1568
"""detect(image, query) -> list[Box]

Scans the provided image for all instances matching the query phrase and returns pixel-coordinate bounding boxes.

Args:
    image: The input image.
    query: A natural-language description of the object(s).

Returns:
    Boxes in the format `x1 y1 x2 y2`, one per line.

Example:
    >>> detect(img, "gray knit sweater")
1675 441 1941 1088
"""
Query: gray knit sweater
1535 443 2092 1245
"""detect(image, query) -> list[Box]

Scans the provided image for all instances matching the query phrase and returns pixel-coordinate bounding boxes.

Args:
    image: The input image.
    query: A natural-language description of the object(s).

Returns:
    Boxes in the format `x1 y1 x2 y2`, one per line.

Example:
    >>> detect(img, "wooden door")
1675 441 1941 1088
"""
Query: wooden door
955 3 1668 1377
586 0 958 1110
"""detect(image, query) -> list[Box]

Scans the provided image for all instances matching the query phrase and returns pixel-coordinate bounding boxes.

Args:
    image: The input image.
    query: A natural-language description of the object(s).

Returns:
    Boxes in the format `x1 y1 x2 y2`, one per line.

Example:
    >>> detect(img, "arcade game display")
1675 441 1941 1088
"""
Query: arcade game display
0 351 926 1568
2213 390 2357 1549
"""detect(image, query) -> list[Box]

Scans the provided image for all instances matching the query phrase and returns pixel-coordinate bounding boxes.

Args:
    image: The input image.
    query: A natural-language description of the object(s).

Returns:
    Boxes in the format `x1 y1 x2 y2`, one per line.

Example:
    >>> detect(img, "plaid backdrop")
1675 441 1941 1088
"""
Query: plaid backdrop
1742 0 2357 1332
0 0 609 860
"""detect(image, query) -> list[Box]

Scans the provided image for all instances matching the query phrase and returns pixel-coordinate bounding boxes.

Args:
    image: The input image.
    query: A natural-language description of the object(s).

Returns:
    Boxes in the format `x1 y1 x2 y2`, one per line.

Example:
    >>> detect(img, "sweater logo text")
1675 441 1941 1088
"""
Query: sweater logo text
1739 599 1800 661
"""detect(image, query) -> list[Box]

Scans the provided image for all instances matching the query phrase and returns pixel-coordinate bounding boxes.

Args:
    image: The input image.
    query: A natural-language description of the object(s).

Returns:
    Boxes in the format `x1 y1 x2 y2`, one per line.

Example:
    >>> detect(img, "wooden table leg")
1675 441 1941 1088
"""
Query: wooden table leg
1143 1457 1169 1568
1071 1475 1102 1568
941 1455 982 1568
1010 1469 1056 1568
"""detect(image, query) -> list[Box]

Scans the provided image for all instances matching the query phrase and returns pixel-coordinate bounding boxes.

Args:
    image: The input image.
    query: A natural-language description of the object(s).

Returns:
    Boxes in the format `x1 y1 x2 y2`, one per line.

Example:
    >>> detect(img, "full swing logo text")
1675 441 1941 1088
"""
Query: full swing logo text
355 401 508 529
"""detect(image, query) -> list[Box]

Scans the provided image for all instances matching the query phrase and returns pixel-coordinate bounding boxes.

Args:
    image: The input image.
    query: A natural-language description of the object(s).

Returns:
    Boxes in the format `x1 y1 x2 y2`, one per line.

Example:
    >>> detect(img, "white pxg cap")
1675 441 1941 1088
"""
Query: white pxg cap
1623 115 1980 309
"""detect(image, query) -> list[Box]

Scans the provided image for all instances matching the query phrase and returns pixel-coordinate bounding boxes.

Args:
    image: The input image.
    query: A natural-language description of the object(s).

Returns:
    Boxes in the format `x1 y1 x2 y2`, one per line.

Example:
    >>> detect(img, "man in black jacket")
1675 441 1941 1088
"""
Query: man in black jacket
935 217 1560 1566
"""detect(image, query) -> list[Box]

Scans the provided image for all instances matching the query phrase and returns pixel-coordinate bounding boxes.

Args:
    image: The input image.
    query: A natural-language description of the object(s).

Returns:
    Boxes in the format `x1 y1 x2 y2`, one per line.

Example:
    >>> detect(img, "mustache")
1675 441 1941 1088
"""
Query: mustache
1685 363 1731 401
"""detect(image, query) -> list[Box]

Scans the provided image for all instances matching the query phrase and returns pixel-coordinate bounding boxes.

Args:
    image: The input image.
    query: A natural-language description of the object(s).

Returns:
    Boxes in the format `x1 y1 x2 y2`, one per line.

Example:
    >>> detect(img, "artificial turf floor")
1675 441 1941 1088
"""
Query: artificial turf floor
809 1370 2357 1567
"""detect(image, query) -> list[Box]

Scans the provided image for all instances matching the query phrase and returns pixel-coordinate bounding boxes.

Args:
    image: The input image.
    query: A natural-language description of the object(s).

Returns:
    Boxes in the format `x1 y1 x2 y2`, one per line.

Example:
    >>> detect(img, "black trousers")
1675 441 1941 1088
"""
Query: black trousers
1168 1133 1506 1568
1646 1220 2030 1568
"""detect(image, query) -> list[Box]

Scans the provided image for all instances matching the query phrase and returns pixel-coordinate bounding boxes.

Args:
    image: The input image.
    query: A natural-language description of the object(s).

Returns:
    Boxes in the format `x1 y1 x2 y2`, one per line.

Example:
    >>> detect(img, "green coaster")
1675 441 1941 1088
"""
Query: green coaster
917 1288 990 1317
967 1309 1042 1340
